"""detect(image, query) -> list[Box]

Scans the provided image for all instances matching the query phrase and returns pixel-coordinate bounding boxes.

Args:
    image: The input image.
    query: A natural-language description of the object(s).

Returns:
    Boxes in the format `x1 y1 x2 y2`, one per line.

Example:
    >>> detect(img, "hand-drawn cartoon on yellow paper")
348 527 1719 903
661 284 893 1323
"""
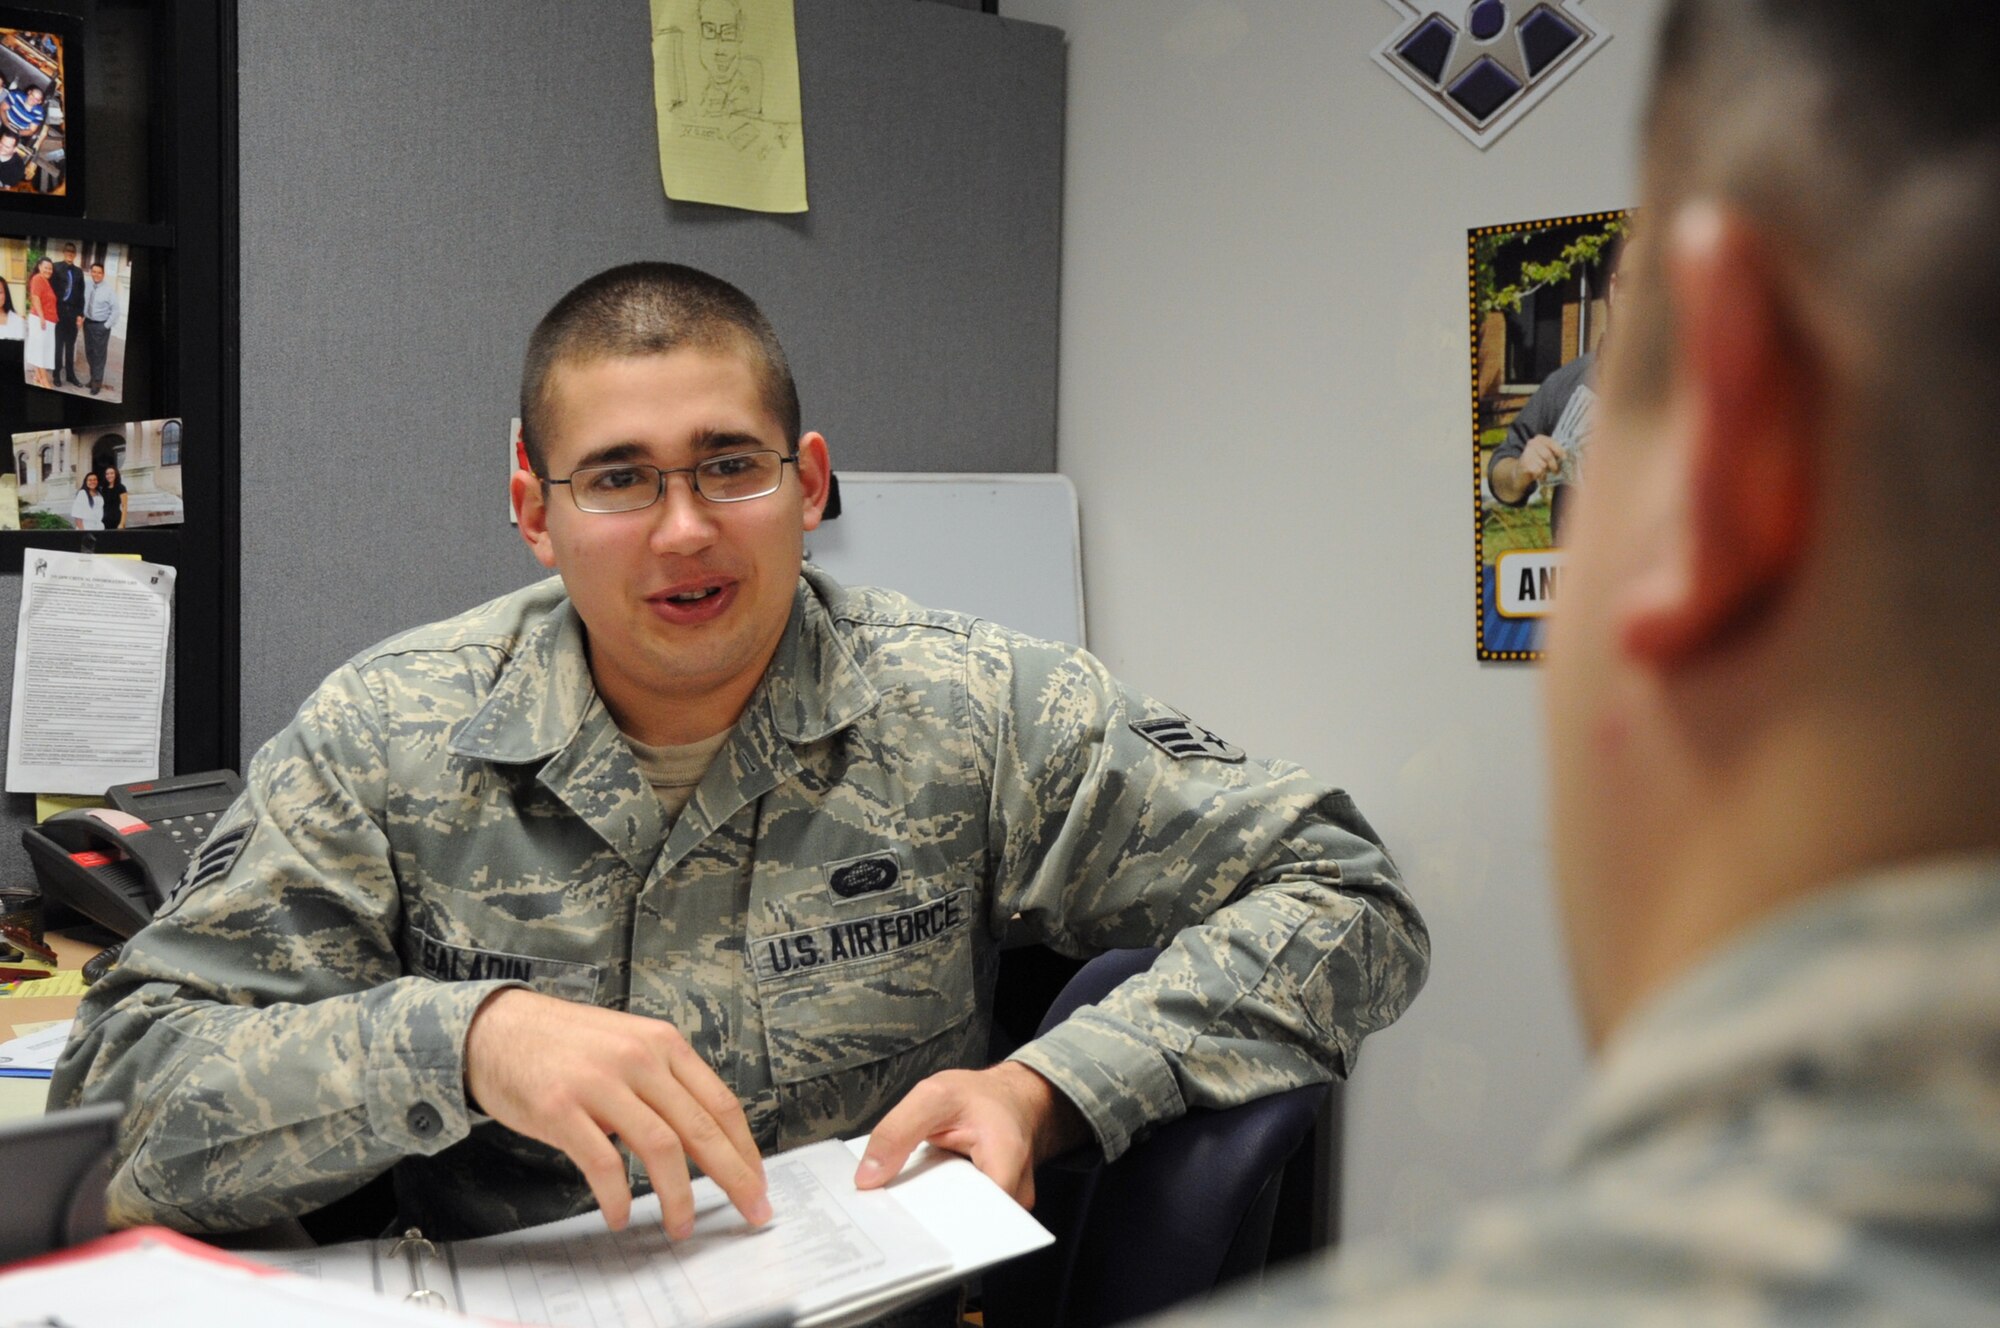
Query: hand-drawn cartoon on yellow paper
651 0 807 213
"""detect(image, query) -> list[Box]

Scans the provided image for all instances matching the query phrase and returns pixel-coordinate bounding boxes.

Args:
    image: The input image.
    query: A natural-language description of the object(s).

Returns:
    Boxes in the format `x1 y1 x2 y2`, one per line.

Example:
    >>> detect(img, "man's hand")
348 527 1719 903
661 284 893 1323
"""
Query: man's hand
854 1062 1090 1209
464 988 769 1237
1490 433 1568 503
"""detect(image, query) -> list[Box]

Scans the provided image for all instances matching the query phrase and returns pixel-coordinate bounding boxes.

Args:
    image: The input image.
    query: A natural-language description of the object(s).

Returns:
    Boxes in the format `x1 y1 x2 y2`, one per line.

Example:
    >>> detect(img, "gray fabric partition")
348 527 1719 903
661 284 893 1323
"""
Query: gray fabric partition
237 0 1064 761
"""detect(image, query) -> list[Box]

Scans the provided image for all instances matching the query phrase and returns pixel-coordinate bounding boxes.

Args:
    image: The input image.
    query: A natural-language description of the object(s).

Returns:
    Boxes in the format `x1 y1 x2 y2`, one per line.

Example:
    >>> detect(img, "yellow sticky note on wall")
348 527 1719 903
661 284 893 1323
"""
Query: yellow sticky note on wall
651 0 808 212
35 793 104 822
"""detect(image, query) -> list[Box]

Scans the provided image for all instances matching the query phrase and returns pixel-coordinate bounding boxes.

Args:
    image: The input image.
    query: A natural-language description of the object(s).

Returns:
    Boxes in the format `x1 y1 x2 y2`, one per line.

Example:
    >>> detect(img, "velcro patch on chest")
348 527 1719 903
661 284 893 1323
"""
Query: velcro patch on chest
824 851 902 900
409 927 602 1002
1130 717 1246 763
755 887 972 982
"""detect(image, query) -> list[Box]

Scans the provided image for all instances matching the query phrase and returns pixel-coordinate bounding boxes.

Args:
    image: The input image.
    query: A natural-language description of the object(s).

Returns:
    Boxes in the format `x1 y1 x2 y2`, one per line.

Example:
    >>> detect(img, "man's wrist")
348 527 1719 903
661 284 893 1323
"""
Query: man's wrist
993 1061 1090 1165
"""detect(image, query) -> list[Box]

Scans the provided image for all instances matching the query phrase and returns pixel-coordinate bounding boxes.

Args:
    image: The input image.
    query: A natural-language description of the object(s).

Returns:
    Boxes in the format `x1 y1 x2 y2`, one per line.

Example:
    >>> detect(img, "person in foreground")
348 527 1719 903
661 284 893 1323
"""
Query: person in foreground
1155 2 2000 1324
51 263 1429 1254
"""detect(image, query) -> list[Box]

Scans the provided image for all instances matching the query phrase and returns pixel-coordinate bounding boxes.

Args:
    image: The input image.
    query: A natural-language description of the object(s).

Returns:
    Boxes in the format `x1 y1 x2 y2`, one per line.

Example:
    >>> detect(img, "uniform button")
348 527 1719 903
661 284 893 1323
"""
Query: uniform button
407 1103 442 1138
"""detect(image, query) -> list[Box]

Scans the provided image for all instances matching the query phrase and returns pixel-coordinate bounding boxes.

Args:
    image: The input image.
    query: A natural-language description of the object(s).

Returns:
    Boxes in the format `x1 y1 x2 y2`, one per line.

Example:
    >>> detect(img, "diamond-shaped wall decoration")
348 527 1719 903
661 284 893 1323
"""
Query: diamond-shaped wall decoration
1373 1 1611 149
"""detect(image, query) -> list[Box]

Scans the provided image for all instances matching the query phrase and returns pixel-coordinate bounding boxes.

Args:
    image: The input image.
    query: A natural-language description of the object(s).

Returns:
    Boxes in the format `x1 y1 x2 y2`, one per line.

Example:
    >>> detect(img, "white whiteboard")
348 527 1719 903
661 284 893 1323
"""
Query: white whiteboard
804 473 1085 648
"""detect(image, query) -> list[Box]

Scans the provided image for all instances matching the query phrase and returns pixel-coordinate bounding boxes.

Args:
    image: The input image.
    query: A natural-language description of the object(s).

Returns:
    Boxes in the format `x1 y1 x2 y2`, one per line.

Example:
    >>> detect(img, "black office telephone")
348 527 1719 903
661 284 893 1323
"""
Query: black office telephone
21 770 245 937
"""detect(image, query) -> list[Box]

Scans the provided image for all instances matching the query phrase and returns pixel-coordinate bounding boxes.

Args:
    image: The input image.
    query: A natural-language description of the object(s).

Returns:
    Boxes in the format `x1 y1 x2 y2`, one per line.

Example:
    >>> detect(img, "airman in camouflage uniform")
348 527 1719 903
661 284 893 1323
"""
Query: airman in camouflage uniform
53 567 1424 1236
49 263 1427 1241
1145 1 2000 1323
1151 860 2000 1326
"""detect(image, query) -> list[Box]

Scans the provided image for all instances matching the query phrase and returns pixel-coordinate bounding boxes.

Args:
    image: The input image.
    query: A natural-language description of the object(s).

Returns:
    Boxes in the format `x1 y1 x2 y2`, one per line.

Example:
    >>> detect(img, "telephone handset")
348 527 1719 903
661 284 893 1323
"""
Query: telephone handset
21 770 245 938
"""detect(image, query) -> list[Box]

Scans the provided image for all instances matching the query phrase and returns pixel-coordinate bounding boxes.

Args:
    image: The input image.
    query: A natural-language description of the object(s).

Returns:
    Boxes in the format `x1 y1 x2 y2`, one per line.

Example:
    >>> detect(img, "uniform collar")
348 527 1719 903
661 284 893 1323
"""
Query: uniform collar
760 568 881 746
1549 854 2000 1172
449 596 599 765
448 571 880 768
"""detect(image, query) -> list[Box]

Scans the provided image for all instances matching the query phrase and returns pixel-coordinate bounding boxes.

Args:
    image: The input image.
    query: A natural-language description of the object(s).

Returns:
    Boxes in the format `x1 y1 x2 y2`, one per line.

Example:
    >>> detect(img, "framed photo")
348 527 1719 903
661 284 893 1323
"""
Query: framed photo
12 418 185 531
0 9 81 214
20 237 130 401
1471 208 1630 661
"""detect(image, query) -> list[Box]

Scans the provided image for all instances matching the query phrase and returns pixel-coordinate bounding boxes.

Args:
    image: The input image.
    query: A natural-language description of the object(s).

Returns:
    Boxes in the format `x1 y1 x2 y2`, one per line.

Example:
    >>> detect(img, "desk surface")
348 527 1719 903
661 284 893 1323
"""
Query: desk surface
1 930 98 1120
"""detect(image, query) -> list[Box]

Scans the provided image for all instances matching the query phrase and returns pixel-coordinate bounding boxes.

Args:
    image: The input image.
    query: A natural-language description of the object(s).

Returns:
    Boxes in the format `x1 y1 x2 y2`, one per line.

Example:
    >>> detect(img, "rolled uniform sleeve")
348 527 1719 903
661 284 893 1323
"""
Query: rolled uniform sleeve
48 665 523 1233
969 624 1429 1159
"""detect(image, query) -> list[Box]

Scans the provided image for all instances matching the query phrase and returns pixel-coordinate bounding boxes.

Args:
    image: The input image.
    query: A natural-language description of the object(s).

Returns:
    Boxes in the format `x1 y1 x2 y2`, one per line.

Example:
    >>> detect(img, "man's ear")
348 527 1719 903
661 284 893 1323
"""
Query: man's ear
512 467 558 569
796 431 832 532
1619 205 1818 667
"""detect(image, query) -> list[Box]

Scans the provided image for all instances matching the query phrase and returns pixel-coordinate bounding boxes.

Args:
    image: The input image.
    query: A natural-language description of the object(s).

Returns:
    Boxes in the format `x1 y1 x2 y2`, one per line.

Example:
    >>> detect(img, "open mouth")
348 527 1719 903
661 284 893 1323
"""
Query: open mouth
649 579 737 624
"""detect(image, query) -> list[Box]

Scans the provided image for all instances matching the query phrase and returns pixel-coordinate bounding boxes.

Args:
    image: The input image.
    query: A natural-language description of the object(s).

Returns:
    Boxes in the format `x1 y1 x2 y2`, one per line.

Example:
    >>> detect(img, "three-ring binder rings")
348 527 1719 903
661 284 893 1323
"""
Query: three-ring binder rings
387 1227 448 1310
250 1136 1052 1328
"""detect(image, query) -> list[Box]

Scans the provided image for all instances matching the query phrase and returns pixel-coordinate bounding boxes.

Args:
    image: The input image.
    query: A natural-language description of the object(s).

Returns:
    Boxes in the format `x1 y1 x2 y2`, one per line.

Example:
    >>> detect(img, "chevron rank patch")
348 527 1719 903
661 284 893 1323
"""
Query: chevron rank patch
1131 717 1246 763
162 823 251 913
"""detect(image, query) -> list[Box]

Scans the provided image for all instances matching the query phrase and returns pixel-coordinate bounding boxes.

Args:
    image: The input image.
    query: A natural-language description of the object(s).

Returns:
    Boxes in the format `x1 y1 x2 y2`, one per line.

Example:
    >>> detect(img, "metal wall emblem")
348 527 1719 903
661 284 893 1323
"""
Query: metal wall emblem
1373 2 1611 149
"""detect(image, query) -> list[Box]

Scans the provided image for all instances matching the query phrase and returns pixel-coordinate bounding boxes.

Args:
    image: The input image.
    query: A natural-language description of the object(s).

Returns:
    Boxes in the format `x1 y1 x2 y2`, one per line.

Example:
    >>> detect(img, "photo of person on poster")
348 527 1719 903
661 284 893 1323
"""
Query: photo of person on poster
1471 210 1629 660
1486 242 1620 546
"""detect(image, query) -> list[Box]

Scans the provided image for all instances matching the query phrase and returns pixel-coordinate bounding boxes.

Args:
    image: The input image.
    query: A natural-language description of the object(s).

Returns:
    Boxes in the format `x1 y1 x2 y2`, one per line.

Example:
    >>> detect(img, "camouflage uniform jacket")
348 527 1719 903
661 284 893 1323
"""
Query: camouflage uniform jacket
52 567 1428 1238
1152 856 2000 1327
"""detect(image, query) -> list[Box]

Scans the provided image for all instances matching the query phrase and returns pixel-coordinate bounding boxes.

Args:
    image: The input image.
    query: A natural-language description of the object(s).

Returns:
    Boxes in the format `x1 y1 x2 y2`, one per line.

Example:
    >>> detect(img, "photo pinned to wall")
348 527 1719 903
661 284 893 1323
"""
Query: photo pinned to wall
21 237 130 401
13 418 183 531
0 236 23 339
0 430 17 530
0 9 83 213
1471 208 1630 660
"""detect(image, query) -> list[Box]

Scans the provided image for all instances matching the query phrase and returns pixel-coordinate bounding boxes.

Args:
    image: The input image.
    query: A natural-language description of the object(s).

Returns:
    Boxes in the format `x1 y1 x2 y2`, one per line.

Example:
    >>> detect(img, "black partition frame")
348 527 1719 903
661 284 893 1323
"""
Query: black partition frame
0 0 238 773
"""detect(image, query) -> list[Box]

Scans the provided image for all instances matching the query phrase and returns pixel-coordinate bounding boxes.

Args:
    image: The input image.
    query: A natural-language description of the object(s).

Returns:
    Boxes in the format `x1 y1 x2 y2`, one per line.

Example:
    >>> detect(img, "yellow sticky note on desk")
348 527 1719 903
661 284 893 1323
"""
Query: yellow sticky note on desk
9 971 86 999
651 0 808 212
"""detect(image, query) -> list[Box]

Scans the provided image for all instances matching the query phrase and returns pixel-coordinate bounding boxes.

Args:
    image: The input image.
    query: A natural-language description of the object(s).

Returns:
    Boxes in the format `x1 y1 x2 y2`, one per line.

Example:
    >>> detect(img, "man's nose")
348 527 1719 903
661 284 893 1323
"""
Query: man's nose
649 471 720 553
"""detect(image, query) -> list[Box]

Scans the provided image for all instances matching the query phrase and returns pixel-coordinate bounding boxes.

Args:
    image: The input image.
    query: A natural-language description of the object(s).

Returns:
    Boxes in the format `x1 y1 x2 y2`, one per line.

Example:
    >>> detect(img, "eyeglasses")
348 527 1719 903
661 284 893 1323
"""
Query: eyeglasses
700 20 739 39
546 449 797 514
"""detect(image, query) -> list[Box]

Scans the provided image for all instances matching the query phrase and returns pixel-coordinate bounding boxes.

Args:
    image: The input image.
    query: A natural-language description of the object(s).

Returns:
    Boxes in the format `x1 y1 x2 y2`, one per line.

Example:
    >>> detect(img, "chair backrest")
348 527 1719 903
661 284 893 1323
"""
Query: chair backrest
982 949 1330 1328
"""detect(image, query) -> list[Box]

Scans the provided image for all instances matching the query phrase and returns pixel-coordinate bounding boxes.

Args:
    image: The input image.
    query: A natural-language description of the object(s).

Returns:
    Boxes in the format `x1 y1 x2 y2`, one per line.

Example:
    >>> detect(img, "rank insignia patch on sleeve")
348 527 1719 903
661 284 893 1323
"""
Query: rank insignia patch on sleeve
162 823 250 913
1130 717 1246 763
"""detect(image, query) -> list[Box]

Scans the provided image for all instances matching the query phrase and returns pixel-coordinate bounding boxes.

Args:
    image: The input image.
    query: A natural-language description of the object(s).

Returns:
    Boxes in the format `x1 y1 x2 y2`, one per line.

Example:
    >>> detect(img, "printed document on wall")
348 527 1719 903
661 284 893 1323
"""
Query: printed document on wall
651 0 808 212
6 549 174 794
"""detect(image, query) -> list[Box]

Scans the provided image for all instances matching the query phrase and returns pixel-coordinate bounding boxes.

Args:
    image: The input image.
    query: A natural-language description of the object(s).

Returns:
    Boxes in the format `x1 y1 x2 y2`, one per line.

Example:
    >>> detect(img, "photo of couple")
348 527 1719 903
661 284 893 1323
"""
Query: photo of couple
11 419 185 531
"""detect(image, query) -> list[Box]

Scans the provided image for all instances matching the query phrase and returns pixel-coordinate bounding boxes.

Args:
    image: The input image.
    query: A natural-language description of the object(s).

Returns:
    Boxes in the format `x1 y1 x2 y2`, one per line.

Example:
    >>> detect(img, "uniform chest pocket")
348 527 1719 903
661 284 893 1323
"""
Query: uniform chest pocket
752 886 979 1086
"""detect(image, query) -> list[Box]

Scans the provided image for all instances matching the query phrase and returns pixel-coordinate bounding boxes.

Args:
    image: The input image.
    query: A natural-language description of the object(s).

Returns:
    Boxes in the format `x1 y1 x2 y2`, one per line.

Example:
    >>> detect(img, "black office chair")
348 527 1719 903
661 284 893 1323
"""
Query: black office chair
981 948 1332 1328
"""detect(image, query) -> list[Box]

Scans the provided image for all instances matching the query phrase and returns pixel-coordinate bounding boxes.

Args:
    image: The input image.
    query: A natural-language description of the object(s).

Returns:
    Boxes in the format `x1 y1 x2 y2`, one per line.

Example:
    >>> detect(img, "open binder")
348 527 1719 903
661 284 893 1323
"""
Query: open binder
380 1227 450 1311
251 1136 1052 1328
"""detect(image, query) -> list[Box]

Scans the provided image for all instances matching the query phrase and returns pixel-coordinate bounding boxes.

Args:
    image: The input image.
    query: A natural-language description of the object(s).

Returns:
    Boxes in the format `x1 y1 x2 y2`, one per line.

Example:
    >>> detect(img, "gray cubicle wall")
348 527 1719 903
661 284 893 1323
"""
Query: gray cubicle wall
237 0 1064 760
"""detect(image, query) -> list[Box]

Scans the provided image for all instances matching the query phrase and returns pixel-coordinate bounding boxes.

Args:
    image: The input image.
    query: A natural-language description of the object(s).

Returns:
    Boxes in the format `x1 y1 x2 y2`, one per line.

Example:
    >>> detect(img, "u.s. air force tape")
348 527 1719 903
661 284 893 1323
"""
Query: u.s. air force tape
755 887 972 981
1130 717 1246 762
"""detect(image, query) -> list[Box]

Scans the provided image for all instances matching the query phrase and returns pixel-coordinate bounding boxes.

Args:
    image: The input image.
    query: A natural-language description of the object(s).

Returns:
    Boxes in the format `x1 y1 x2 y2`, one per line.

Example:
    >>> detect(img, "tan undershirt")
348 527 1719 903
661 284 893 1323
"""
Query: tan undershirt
623 728 730 822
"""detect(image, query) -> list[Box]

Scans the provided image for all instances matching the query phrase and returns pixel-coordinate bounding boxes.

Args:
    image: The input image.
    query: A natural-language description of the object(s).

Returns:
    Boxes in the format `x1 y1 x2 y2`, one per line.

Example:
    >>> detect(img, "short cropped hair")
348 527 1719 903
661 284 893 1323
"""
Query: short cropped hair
1637 1 2000 622
518 262 801 475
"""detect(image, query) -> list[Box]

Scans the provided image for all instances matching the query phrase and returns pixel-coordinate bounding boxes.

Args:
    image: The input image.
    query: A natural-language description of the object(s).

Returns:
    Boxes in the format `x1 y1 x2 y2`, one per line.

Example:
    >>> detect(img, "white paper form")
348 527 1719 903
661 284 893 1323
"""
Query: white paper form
249 1137 1052 1328
0 1018 74 1073
453 1139 950 1327
6 548 174 794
